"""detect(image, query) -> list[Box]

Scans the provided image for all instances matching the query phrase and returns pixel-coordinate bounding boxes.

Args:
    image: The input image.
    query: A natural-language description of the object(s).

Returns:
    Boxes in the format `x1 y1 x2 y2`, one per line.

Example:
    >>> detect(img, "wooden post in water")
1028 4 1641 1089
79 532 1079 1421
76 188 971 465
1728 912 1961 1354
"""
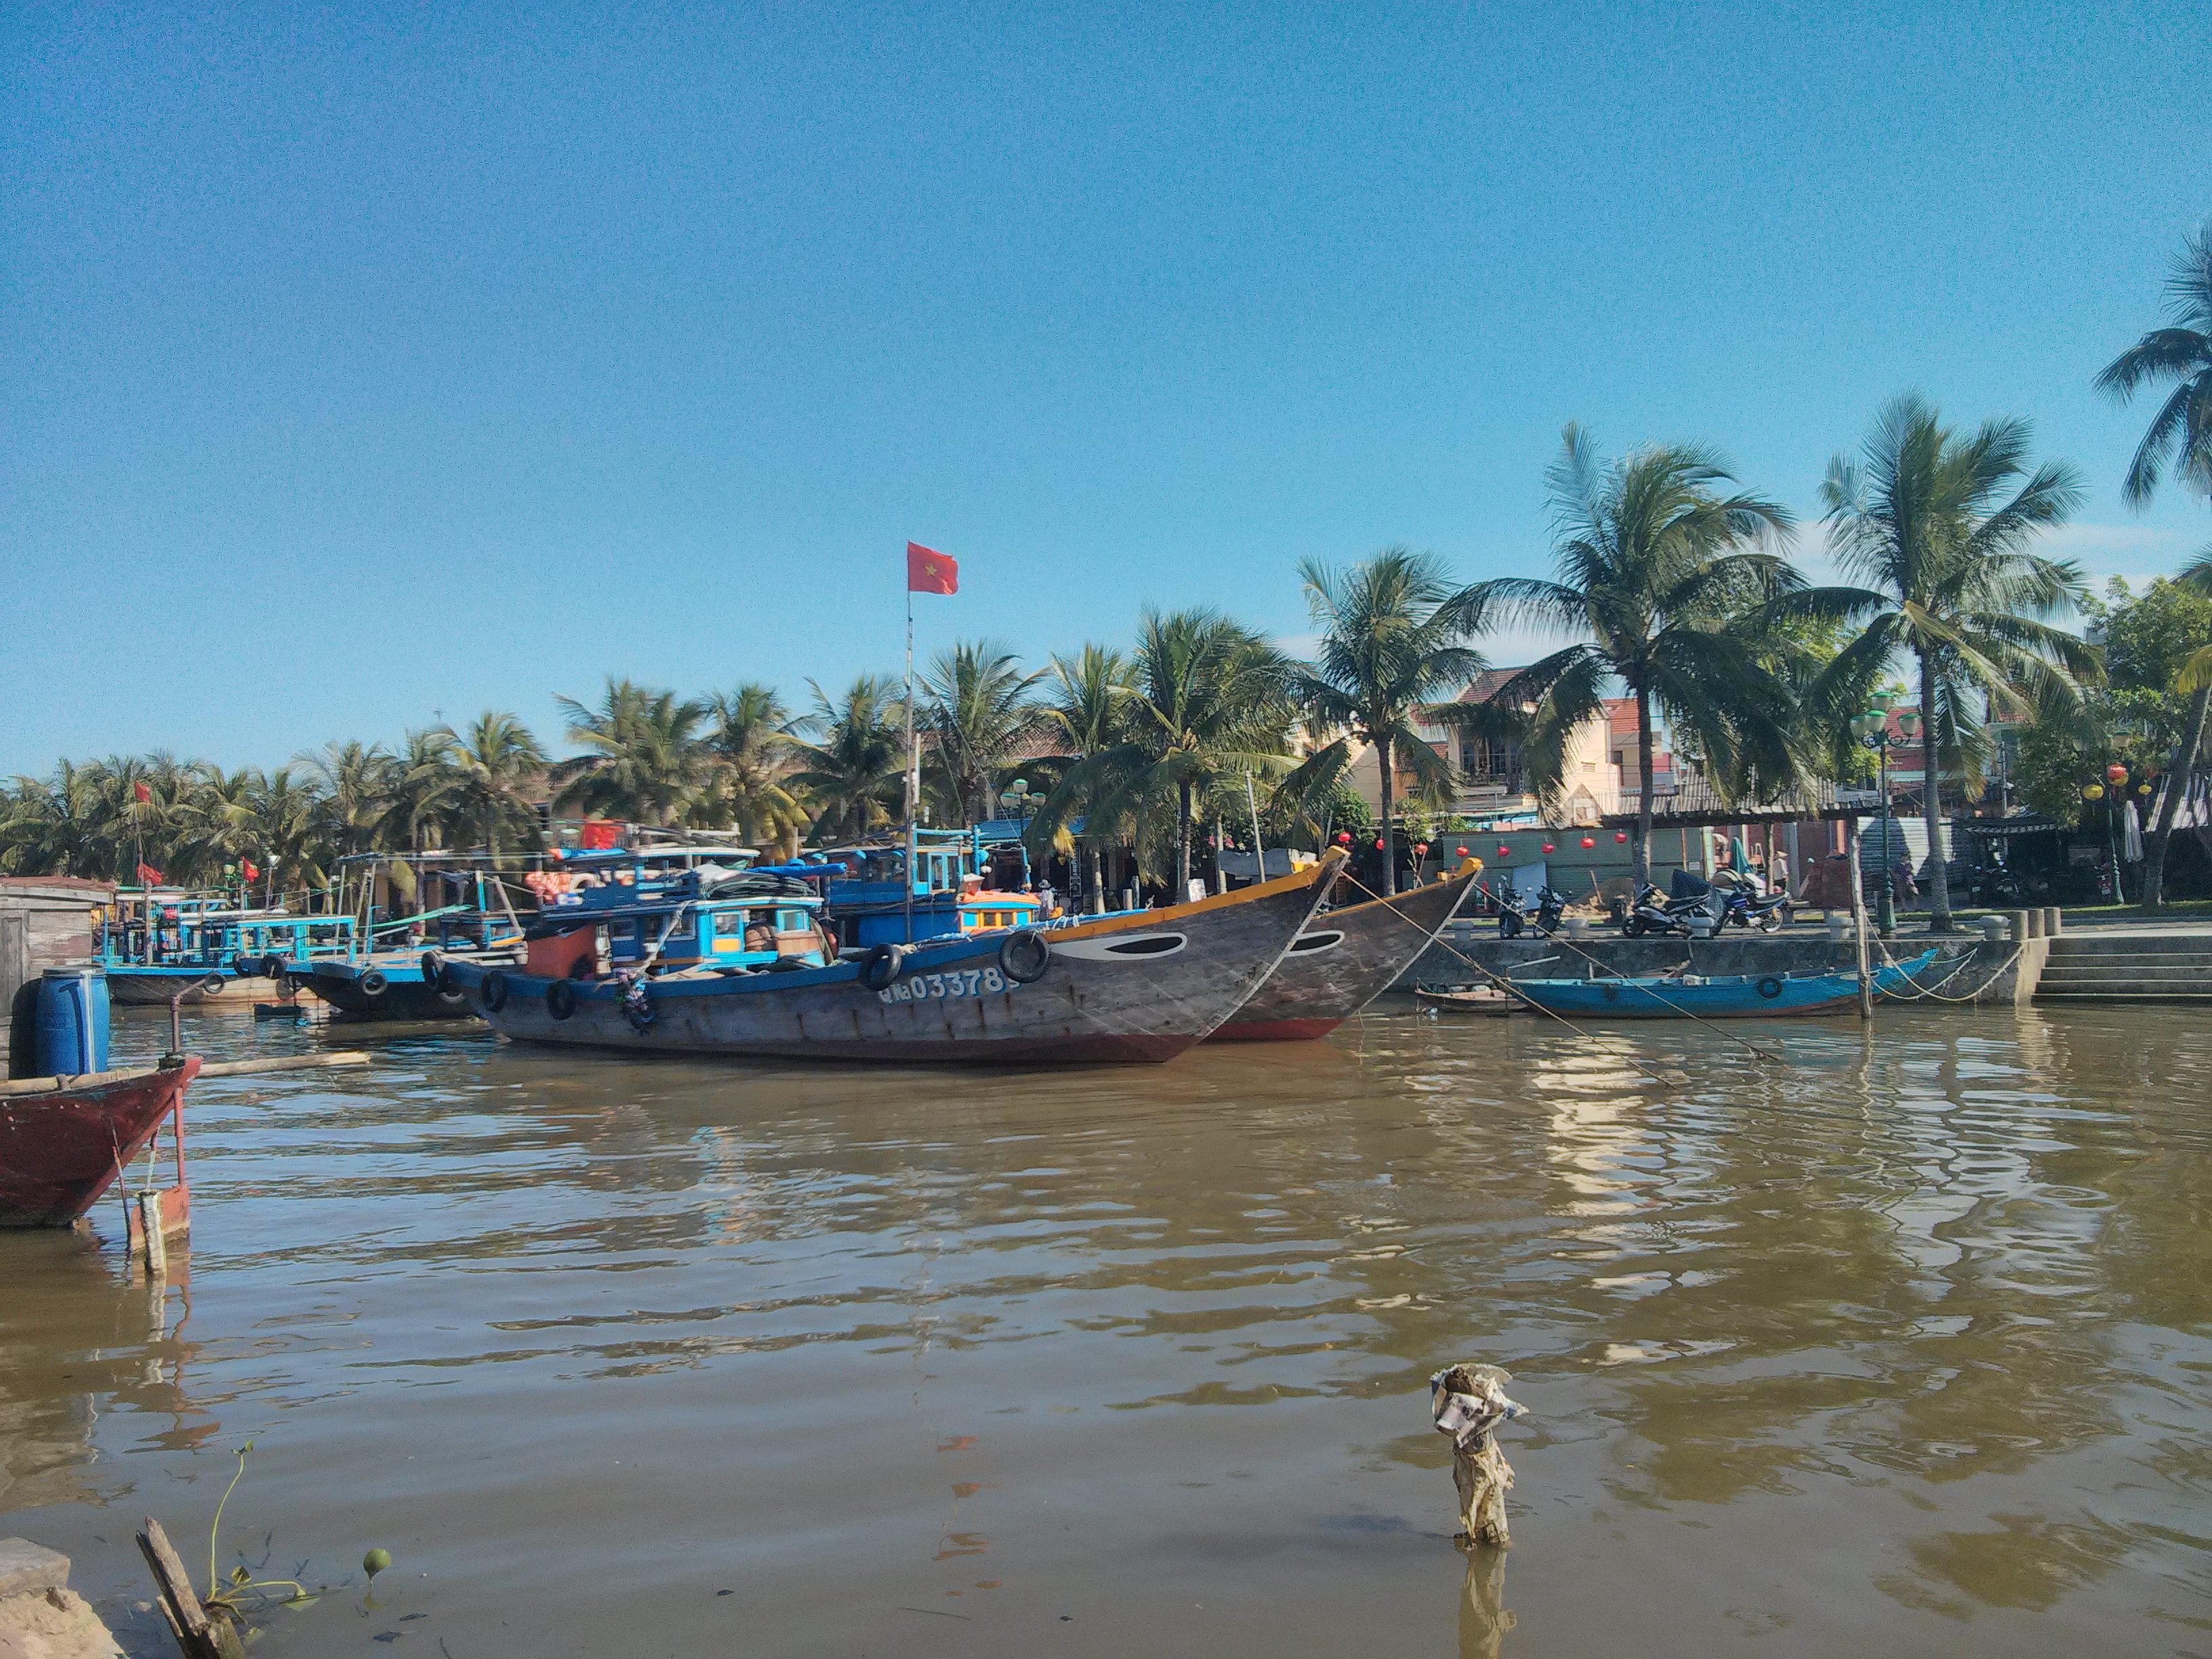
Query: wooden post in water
136 1515 245 1659
1847 812 1873 1021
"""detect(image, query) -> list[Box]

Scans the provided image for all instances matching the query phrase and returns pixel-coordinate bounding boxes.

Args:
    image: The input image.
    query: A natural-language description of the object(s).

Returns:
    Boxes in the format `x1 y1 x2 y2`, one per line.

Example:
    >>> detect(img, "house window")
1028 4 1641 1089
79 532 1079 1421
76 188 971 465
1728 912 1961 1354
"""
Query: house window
1460 739 1522 782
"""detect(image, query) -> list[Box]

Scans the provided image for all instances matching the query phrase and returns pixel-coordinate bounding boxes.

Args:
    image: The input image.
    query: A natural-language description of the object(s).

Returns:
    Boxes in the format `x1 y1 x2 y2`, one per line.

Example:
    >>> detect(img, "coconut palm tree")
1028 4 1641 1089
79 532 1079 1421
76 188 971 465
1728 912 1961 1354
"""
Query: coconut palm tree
378 728 461 856
2097 222 2212 905
305 741 396 861
0 760 106 878
2096 219 2212 507
1281 548 1487 895
443 712 546 859
701 685 806 852
787 675 907 842
551 678 710 826
1800 395 2093 928
1035 645 1133 907
1036 609 1291 897
1454 426 1799 886
921 641 1044 826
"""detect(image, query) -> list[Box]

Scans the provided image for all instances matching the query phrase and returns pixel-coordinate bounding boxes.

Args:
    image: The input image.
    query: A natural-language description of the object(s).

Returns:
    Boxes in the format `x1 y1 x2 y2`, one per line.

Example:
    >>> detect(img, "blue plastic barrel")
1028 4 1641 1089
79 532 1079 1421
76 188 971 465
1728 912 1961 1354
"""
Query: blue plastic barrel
35 966 111 1076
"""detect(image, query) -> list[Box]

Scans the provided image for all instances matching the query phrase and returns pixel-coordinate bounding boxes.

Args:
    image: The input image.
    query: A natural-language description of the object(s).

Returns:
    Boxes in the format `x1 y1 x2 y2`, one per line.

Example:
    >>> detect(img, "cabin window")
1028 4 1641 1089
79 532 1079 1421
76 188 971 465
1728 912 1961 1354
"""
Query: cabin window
776 909 807 932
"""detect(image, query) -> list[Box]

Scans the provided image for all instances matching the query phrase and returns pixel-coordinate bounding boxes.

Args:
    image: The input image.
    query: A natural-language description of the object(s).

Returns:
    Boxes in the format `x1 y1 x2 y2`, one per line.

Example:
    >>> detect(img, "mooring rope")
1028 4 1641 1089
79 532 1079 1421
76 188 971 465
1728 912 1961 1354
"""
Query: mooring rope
1874 941 2012 1004
1340 872 1791 1061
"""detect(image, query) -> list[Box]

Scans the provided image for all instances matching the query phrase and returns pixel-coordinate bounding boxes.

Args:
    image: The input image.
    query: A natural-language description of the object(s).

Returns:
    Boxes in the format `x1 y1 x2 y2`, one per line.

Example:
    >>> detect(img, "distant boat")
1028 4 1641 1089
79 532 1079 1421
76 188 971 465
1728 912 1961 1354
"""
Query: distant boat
1412 985 1515 1016
436 854 1343 1067
1507 950 1942 1019
94 889 354 1007
1208 865 1481 1041
285 863 527 1021
0 1059 199 1227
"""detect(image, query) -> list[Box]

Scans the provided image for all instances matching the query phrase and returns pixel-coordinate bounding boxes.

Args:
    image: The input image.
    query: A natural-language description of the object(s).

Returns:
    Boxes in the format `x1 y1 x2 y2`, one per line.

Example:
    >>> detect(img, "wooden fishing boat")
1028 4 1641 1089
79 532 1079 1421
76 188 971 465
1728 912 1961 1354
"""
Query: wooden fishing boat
1207 865 1481 1042
434 853 1343 1066
0 1059 200 1227
291 950 494 1021
1507 949 1940 1019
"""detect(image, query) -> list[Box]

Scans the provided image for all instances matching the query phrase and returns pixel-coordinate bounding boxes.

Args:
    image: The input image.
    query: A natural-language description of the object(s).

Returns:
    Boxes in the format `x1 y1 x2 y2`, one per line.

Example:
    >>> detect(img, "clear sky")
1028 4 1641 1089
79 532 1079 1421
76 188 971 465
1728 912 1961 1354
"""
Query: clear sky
5 2 2207 774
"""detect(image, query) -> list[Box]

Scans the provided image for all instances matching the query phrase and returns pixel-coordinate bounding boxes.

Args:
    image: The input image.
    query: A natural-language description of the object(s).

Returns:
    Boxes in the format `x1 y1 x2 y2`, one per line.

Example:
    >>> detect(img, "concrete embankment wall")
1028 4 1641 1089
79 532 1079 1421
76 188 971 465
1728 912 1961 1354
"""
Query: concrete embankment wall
1397 922 2045 1006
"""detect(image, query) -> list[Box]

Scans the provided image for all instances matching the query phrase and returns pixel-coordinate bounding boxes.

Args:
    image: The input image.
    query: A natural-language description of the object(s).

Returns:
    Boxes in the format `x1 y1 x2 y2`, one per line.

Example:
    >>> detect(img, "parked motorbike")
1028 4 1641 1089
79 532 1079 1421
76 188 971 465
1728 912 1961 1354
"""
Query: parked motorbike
1713 869 1793 933
1496 884 1567 939
1621 881 1719 938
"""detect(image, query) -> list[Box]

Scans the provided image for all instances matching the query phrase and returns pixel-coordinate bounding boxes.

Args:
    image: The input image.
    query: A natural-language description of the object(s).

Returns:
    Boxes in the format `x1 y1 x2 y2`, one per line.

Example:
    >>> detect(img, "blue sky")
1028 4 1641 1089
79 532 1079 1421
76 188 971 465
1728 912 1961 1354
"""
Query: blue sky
4 2 2207 773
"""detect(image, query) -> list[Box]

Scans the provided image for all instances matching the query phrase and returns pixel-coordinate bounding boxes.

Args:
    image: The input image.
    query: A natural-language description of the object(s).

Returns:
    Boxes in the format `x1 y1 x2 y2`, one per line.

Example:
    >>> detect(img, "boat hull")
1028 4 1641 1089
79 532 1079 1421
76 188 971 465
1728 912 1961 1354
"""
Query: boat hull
1509 951 1940 1019
0 1059 200 1227
441 859 1338 1067
105 968 274 1009
1207 868 1479 1042
289 955 491 1021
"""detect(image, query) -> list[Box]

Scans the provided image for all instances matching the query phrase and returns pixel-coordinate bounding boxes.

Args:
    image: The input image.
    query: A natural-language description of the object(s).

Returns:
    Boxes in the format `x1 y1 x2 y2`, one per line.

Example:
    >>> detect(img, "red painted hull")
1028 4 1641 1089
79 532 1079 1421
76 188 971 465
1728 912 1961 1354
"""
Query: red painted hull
0 1059 199 1228
1206 1017 1344 1043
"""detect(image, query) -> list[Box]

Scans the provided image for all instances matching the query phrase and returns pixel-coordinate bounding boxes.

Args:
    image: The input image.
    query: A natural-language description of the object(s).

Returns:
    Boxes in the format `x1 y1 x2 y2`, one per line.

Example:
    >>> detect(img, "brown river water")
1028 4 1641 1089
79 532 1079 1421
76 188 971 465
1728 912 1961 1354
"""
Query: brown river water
3 1002 2208 1656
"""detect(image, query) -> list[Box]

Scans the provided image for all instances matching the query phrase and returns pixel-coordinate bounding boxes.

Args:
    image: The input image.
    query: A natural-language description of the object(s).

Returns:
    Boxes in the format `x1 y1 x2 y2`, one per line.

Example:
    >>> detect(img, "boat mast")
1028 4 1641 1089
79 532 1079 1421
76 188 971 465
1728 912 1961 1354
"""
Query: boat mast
903 577 918 945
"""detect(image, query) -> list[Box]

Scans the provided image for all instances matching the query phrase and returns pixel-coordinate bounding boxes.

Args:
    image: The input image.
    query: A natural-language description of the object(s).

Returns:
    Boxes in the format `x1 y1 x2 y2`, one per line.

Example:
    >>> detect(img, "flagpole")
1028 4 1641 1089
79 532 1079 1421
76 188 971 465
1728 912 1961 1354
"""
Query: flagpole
903 579 918 945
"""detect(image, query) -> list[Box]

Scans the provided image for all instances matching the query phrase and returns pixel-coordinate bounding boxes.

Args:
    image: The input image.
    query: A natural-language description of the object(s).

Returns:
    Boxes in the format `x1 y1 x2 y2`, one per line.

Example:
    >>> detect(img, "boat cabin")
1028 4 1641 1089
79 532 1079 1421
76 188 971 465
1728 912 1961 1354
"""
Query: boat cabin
96 890 359 974
520 852 834 979
820 827 1046 947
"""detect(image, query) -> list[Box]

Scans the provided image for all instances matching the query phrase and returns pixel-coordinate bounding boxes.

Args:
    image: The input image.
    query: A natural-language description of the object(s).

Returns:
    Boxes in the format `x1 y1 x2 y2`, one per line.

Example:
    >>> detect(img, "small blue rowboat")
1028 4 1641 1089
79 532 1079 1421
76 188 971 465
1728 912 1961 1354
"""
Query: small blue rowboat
1509 949 1941 1019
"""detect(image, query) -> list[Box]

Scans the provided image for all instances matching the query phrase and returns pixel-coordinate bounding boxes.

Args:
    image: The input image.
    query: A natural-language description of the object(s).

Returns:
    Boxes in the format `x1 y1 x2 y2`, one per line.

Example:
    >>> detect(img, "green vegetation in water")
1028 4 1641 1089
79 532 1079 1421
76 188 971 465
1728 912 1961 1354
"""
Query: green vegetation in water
198 1441 392 1636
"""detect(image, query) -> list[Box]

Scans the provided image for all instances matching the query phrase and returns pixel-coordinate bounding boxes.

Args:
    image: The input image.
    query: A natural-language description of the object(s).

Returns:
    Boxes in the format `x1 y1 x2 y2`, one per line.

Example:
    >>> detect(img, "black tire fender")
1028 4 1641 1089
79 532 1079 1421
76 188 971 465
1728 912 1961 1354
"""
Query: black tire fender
859 943 907 992
419 950 443 984
1756 976 1785 1000
480 971 509 1013
260 954 286 981
359 968 389 997
546 979 579 1021
1000 929 1051 984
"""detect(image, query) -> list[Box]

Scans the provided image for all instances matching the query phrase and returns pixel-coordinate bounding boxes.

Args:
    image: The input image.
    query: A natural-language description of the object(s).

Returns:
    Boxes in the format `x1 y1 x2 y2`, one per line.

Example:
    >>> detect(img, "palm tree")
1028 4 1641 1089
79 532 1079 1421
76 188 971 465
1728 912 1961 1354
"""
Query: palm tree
305 741 396 861
1802 395 2093 928
1037 609 1291 897
379 728 461 856
1455 426 1799 887
922 641 1044 826
249 766 329 901
2098 222 2212 906
1036 645 1133 907
701 685 806 852
1281 548 1487 895
551 678 709 826
787 675 907 842
443 712 546 859
2095 218 2212 507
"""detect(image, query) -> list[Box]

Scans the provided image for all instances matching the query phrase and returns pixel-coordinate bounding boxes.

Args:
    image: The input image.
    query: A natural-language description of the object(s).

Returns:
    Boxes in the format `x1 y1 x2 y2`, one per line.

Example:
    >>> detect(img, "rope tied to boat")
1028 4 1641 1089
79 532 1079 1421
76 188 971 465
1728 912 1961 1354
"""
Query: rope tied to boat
1874 941 2011 1004
1340 872 1780 1063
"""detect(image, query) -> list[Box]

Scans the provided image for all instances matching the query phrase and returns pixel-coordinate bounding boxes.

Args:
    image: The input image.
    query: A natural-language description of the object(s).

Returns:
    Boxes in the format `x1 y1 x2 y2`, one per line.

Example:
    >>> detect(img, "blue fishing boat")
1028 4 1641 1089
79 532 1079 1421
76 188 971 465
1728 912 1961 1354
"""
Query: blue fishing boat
94 889 357 1008
1507 949 1941 1019
818 824 1047 947
283 857 529 1021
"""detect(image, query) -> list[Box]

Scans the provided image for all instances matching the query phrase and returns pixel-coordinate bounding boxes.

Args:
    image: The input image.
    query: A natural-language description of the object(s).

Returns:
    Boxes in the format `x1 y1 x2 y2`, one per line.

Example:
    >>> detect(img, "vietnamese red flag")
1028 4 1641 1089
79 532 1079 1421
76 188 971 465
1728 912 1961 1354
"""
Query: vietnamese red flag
133 781 152 804
136 861 165 886
242 859 260 882
906 541 958 595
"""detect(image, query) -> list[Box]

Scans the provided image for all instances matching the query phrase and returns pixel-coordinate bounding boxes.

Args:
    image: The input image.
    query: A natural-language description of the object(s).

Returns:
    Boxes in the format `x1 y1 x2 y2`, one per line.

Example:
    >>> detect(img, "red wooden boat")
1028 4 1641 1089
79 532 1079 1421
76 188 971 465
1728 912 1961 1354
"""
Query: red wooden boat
0 1059 200 1228
1207 865 1480 1042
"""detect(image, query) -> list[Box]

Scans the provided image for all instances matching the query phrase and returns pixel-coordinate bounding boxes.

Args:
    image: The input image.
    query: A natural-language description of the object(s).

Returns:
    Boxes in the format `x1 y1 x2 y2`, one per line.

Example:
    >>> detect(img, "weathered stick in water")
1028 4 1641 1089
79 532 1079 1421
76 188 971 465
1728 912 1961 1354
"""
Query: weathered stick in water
1431 1362 1525 1548
136 1517 246 1659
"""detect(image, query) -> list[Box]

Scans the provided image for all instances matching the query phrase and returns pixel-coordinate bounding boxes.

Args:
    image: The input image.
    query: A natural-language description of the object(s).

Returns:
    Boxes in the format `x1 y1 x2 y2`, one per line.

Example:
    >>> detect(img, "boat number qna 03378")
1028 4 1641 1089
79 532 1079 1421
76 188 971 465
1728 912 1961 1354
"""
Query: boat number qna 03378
880 966 1009 1004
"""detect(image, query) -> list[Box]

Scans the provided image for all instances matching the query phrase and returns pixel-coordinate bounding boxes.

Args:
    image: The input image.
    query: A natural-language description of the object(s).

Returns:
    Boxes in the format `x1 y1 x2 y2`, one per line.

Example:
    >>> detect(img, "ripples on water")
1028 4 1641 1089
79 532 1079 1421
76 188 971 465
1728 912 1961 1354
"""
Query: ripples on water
2 1004 2207 1655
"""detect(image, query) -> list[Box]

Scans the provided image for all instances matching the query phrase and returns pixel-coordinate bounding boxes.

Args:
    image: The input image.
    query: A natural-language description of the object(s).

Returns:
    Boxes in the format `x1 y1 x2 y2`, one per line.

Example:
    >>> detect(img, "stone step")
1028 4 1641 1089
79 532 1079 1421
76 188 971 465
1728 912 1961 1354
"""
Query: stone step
2037 989 2212 1000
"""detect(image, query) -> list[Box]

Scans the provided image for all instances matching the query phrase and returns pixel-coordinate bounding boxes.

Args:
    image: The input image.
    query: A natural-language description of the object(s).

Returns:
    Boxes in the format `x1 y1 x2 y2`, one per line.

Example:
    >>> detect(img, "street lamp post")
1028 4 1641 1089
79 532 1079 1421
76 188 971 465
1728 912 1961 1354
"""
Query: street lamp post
1849 697 1921 939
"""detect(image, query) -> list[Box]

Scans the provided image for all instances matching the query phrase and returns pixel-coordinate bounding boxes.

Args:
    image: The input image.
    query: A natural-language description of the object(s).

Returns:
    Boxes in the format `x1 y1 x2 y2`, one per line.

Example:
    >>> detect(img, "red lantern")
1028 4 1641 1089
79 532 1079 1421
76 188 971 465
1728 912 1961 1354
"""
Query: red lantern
1615 831 1628 843
1336 832 1352 846
1580 836 1595 848
1541 842 1555 854
2106 762 2128 785
1454 845 1469 857
1374 838 1386 851
1496 844 1511 857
